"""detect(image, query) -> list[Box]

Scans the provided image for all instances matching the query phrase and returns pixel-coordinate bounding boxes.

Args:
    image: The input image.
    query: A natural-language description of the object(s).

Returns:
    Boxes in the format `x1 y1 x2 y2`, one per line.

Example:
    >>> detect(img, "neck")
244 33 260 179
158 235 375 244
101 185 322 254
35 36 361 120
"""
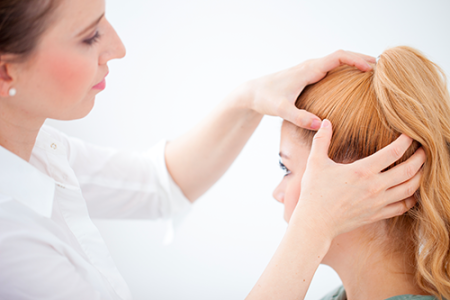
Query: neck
0 99 44 161
324 224 426 300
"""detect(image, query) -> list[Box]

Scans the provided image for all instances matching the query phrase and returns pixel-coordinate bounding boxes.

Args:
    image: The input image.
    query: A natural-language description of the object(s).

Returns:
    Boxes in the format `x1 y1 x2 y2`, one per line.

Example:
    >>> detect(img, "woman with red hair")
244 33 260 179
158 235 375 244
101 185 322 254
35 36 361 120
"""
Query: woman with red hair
0 0 423 298
274 46 448 299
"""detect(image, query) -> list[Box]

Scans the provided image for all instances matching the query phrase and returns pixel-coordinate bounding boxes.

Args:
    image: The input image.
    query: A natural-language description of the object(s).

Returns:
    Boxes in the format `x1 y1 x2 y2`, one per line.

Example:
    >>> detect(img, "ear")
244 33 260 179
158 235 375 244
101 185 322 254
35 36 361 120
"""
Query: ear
0 55 16 97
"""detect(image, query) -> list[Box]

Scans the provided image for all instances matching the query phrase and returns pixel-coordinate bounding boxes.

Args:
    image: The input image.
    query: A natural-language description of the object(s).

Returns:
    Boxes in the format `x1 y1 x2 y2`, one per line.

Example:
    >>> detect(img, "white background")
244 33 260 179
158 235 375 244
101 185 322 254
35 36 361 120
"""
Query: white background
47 0 450 299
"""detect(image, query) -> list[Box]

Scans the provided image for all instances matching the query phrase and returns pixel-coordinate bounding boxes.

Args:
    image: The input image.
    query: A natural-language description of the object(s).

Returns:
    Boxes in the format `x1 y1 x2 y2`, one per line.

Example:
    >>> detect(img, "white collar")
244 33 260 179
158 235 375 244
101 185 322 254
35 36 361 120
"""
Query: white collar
0 143 55 218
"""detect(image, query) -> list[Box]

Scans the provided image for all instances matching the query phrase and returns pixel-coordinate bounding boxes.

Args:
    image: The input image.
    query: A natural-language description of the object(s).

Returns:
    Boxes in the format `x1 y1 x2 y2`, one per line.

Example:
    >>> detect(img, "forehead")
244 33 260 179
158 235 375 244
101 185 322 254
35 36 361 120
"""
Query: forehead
281 121 311 146
280 121 311 158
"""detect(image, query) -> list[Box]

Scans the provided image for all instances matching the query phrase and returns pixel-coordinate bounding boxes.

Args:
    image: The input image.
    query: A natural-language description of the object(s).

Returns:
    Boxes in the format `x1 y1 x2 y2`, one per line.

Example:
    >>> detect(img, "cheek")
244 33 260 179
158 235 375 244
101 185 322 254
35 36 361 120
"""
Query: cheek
45 50 96 98
283 177 302 222
28 44 98 114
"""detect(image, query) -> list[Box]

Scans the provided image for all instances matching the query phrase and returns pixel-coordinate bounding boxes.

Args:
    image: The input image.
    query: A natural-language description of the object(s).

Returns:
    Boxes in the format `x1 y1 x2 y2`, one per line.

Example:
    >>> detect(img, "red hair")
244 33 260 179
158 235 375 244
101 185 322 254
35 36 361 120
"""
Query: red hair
296 46 450 299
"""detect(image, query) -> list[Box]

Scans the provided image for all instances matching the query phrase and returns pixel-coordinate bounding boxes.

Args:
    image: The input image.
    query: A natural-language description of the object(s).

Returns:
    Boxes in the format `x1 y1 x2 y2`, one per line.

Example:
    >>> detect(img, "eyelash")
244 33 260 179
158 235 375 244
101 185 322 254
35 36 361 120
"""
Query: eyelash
84 31 101 46
279 160 291 176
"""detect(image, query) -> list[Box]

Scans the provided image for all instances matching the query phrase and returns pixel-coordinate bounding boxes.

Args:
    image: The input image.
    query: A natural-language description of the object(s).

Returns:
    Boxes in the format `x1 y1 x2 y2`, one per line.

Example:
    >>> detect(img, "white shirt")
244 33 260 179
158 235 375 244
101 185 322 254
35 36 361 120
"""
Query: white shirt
0 125 192 300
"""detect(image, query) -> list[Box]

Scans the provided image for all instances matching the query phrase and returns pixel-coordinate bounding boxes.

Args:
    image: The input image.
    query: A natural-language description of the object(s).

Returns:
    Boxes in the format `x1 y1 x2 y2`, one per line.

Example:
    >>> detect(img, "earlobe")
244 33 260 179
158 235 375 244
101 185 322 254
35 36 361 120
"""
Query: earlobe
8 88 16 97
0 62 14 98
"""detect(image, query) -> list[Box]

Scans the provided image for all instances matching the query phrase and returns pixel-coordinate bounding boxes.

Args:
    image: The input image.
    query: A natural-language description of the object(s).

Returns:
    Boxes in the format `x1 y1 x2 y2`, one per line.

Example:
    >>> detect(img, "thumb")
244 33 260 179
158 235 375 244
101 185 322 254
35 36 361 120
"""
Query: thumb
308 119 333 164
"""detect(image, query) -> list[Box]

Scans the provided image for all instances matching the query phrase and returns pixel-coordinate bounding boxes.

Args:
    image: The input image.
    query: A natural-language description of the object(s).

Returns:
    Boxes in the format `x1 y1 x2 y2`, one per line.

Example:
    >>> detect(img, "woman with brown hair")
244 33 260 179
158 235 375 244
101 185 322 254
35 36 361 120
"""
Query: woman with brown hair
0 0 424 299
274 46 449 299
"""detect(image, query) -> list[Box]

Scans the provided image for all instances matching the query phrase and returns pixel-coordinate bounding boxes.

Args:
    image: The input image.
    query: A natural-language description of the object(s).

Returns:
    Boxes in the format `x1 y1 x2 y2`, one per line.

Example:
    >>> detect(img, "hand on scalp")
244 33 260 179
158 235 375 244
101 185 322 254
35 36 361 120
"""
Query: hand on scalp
244 50 375 130
291 119 426 239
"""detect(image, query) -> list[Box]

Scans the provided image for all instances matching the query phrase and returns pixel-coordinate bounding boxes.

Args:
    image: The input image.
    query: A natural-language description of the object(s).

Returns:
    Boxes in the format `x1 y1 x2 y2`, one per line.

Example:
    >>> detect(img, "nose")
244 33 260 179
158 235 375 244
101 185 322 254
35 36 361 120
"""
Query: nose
272 182 285 204
99 20 127 65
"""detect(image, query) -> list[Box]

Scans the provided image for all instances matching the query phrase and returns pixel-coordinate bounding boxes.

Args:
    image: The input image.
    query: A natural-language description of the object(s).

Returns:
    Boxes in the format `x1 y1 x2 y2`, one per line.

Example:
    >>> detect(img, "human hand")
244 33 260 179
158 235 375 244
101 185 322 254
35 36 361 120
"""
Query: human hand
291 119 425 239
241 50 376 130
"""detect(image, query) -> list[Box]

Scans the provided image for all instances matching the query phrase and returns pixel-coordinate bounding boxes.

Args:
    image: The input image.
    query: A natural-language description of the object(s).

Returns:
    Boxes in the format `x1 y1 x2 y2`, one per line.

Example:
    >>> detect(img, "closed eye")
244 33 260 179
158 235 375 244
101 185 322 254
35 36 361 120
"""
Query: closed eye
84 31 101 46
279 160 291 176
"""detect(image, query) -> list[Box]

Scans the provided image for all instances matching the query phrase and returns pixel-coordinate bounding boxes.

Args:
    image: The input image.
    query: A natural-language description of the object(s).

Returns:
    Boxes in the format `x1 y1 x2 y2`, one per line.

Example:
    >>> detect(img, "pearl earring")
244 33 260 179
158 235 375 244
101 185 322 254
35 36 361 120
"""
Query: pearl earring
9 88 16 97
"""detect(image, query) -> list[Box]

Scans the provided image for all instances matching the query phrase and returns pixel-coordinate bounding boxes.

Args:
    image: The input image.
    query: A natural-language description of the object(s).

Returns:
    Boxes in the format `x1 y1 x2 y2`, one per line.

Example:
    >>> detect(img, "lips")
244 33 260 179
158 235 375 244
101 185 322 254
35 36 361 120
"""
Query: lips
93 79 106 90
93 71 109 90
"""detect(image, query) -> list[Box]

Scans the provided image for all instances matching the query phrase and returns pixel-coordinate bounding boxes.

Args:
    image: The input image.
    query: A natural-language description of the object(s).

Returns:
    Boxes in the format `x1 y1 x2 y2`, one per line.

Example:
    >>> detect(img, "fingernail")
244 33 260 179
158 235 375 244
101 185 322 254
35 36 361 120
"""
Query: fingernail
321 119 330 128
310 119 321 130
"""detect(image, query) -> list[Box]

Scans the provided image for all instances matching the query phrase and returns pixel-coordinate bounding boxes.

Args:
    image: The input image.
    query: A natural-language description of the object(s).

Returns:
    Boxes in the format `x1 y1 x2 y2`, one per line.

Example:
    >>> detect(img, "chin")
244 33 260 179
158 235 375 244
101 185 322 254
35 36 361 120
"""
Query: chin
58 102 96 121
74 95 97 119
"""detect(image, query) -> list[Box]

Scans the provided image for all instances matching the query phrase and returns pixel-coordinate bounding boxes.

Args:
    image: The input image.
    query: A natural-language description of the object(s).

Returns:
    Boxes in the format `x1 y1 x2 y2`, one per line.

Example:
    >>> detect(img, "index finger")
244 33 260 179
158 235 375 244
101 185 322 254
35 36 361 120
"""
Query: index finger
355 134 413 173
277 100 321 130
347 51 377 64
321 50 374 74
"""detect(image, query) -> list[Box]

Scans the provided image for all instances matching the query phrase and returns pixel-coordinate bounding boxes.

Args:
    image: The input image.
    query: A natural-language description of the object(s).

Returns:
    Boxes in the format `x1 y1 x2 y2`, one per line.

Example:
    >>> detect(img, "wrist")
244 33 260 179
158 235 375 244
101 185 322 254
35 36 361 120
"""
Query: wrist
281 215 333 267
226 81 258 112
288 206 336 244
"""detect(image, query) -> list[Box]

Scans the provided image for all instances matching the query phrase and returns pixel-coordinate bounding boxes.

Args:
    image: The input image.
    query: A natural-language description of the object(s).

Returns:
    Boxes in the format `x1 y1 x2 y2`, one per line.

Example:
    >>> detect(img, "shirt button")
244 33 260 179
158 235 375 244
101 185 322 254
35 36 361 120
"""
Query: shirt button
50 143 57 150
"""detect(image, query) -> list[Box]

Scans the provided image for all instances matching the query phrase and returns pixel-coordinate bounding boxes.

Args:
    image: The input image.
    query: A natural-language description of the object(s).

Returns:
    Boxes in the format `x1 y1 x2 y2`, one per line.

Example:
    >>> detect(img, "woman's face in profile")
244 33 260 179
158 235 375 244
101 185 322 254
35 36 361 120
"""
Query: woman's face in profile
273 121 311 222
8 0 125 122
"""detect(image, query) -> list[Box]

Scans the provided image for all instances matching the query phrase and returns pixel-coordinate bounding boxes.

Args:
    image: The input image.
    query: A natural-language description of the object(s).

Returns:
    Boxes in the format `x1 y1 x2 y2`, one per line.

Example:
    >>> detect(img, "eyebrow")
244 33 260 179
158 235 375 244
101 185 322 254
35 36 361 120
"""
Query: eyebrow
76 13 105 37
279 152 290 159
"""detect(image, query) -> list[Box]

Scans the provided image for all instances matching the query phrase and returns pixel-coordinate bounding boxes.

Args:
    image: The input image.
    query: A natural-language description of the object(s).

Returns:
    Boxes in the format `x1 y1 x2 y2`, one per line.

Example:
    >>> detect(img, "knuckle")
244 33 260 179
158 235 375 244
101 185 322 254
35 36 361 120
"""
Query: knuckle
302 59 313 66
404 164 416 179
275 102 291 120
405 183 417 198
299 60 314 74
367 183 382 196
334 49 345 56
390 145 403 160
294 112 308 128
312 131 325 142
354 167 371 179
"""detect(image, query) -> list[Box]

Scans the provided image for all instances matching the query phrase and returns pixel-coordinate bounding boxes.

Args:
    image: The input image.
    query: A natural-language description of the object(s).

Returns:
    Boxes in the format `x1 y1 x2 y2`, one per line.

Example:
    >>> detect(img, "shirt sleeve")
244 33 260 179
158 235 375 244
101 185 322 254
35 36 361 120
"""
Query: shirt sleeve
0 231 105 300
319 285 346 300
44 126 192 221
